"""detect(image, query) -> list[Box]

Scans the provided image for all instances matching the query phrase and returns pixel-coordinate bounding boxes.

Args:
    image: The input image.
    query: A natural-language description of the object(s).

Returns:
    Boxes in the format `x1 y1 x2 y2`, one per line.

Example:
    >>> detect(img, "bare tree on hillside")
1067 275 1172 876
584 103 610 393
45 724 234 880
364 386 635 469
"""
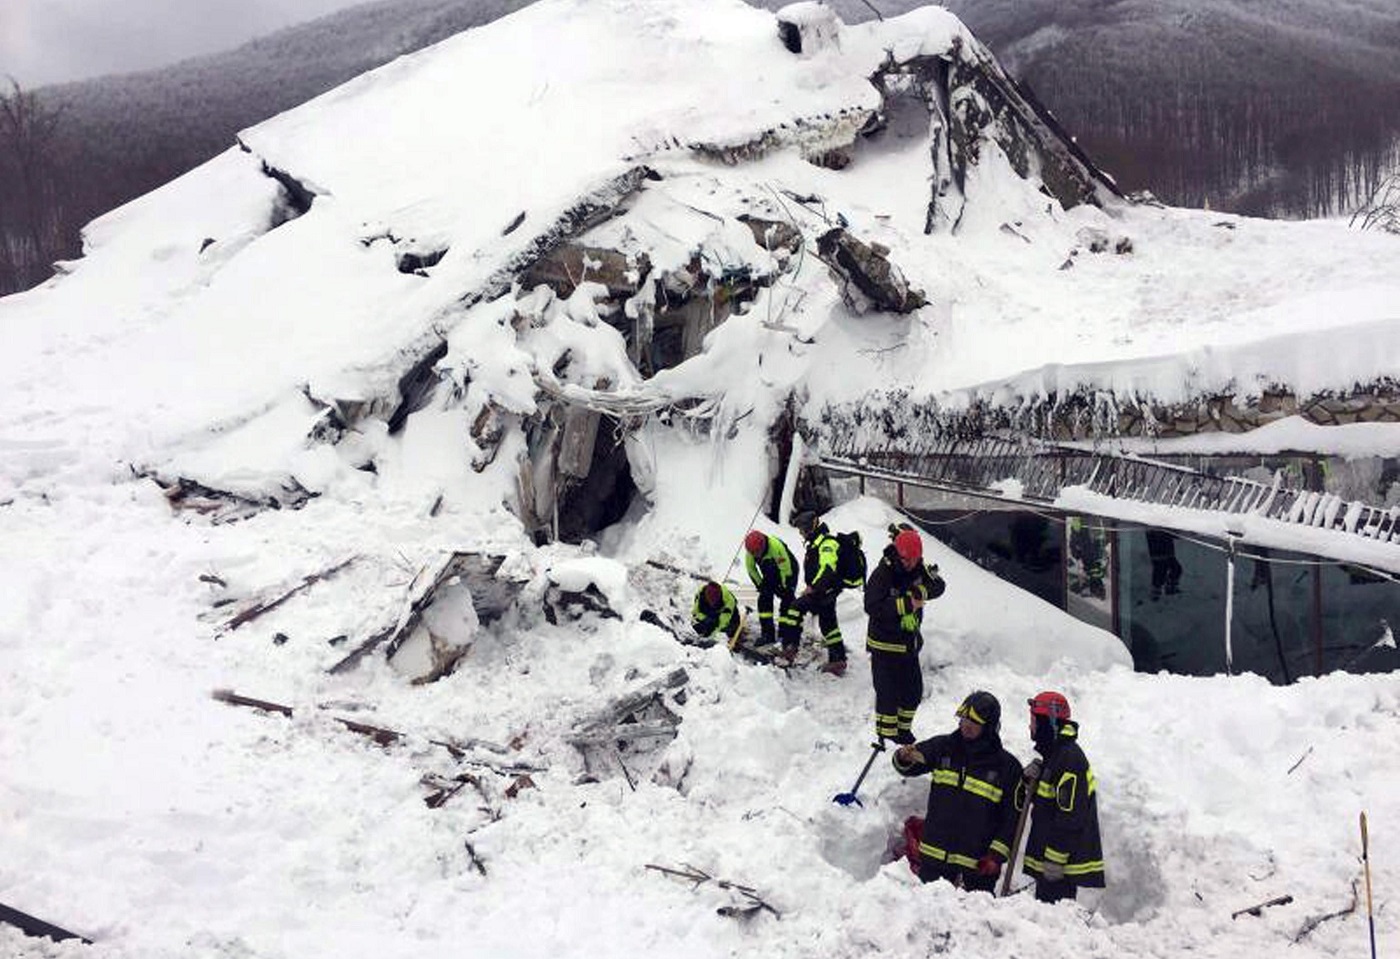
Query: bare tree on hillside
0 78 69 293
1350 172 1400 234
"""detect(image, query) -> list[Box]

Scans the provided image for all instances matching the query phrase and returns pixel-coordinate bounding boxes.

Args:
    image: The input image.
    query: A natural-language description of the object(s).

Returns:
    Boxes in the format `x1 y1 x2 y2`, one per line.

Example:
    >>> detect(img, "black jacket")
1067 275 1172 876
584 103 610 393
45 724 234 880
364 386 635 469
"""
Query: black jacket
894 728 1024 872
802 522 842 599
863 544 943 655
1021 721 1105 887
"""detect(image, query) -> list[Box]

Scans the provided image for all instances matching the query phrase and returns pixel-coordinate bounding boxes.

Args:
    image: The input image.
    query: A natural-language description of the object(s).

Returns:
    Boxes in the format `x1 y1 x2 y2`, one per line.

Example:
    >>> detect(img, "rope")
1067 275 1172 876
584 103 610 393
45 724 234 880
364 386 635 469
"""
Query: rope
722 497 768 584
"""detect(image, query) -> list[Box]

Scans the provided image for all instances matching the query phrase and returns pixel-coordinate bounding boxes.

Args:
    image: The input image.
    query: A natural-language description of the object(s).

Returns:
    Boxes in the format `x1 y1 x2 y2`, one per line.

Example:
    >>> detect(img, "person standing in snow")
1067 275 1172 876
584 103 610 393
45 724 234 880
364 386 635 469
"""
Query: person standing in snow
691 580 743 648
743 529 802 660
893 691 1024 892
1021 691 1105 903
1145 528 1183 600
863 523 944 745
790 511 862 676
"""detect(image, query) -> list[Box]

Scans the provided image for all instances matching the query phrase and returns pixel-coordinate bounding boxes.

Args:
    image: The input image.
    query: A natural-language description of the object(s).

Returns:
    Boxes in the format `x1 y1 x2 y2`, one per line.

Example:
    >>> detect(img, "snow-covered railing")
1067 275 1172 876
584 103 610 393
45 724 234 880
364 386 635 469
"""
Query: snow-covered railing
817 434 1400 546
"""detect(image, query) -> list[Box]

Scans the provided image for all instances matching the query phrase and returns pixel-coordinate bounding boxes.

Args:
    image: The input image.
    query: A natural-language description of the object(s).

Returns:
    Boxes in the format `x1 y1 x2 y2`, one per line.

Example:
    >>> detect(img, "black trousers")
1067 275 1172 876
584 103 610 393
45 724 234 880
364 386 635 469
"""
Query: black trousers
1035 879 1077 903
920 861 996 893
793 592 846 661
870 648 922 741
756 589 801 647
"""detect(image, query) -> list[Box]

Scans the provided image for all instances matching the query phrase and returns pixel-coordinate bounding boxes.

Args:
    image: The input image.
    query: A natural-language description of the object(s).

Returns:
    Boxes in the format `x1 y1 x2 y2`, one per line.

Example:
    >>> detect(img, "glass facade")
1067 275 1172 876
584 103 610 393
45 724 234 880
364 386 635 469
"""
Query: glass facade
909 508 1064 609
1316 562 1400 676
1065 517 1113 633
1228 547 1317 683
1116 528 1228 675
814 466 1398 685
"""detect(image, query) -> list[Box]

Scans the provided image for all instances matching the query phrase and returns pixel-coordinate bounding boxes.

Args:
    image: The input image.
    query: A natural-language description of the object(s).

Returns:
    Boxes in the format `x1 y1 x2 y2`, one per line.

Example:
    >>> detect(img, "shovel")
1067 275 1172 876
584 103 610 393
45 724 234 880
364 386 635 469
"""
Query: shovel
833 742 884 807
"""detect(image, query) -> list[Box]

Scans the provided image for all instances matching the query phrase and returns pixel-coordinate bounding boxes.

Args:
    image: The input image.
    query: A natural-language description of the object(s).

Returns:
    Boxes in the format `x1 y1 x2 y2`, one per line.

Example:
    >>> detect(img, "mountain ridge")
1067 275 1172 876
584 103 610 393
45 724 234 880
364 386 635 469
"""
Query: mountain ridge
3 0 1397 296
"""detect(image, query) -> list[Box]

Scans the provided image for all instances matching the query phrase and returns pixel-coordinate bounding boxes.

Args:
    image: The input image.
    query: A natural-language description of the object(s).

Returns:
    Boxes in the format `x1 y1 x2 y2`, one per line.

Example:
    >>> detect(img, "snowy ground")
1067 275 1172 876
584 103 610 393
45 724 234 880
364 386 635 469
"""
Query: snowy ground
2 0 1398 957
1 482 1395 959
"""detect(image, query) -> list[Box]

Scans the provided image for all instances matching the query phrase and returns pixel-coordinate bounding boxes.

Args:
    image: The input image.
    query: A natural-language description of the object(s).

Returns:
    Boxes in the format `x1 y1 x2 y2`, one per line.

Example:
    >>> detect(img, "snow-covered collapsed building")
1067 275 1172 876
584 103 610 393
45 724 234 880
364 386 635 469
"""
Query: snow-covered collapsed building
4 0 1396 687
12 3 1400 952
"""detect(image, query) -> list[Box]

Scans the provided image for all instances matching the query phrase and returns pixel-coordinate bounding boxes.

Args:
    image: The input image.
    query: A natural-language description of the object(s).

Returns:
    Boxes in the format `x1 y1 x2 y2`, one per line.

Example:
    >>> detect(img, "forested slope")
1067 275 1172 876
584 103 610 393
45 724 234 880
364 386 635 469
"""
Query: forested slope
3 0 1397 296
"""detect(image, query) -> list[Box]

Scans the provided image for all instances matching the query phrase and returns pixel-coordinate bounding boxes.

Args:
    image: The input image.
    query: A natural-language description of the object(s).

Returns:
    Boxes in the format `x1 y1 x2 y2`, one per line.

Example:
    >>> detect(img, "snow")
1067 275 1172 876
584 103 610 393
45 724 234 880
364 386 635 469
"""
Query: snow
1 0 1398 957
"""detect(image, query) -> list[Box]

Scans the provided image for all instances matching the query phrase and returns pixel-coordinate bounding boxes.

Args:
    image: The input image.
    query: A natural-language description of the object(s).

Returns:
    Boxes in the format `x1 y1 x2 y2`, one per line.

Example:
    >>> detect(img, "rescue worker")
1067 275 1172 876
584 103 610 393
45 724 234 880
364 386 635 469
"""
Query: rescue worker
1021 691 1105 903
893 691 1024 892
743 529 802 660
1145 529 1183 599
691 580 742 649
863 524 944 744
791 511 853 676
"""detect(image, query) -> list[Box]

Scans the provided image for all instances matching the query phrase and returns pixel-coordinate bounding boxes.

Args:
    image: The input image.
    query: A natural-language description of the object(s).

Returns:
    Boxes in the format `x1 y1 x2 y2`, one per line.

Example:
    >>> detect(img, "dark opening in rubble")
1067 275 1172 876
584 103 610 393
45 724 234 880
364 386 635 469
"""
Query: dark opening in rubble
387 341 449 435
397 248 449 275
777 20 802 55
555 413 637 544
647 261 764 375
259 161 315 226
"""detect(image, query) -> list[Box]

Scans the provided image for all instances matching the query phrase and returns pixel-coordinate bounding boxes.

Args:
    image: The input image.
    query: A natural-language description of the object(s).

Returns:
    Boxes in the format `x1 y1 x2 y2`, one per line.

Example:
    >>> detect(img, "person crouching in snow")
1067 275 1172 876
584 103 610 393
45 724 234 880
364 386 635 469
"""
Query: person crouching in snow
790 511 854 676
863 524 943 744
1021 691 1105 903
691 580 743 649
893 691 1024 892
743 529 802 661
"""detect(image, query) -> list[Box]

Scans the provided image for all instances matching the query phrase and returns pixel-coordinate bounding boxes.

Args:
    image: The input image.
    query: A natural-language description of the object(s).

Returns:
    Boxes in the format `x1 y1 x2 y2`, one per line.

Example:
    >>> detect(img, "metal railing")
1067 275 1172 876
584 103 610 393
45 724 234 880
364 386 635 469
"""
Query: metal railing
818 434 1400 546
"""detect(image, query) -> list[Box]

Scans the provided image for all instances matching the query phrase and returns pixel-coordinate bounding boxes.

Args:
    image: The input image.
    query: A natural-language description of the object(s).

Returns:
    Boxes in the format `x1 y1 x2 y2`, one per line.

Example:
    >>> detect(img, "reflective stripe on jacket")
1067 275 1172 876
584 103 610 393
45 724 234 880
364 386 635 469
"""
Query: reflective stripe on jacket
1021 721 1105 887
863 545 942 656
802 524 842 596
745 535 798 595
894 730 1024 873
691 584 740 644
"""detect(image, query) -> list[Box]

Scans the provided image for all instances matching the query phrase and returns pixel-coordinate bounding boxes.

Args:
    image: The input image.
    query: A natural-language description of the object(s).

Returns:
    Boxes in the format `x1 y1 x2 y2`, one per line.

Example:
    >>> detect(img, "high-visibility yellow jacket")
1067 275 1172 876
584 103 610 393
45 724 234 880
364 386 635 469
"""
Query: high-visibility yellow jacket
691 583 740 644
802 523 843 598
745 534 798 596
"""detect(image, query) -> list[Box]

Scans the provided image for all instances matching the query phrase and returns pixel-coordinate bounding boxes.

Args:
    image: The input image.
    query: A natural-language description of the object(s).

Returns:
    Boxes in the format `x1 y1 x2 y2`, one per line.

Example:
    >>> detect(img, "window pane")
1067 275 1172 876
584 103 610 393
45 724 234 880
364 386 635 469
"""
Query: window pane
1118 528 1227 675
1230 548 1314 684
1066 516 1112 632
1318 563 1400 675
915 509 1064 608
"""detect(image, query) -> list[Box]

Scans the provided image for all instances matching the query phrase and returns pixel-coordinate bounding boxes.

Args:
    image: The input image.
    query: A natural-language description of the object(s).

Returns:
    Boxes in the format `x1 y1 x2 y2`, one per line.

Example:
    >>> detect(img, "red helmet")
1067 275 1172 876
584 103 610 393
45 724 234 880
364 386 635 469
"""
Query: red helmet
744 530 767 556
702 581 723 607
893 528 922 561
1028 691 1071 721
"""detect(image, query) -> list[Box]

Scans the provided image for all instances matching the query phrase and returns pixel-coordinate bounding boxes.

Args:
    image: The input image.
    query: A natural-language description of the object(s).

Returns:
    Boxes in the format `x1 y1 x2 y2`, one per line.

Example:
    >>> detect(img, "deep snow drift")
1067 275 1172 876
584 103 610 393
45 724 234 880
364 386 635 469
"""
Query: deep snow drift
1 1 1397 957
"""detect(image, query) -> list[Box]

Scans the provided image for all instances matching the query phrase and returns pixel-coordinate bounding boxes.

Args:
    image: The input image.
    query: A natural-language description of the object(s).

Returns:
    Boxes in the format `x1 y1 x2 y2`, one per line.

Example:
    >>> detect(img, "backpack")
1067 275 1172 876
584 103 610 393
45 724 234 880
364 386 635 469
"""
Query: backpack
836 530 866 587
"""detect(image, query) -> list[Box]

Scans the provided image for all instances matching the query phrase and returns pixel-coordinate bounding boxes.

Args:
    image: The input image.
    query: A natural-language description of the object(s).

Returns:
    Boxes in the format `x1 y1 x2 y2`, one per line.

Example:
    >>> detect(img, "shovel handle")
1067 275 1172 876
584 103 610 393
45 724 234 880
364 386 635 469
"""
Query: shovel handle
832 744 884 807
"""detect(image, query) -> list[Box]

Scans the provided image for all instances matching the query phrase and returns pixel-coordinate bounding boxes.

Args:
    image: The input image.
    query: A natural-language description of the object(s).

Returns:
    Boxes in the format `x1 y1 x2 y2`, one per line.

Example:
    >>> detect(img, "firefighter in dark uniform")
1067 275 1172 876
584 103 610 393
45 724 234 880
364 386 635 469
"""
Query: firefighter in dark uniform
743 529 802 659
691 580 743 648
893 691 1024 892
1021 691 1105 903
791 511 852 675
864 525 943 744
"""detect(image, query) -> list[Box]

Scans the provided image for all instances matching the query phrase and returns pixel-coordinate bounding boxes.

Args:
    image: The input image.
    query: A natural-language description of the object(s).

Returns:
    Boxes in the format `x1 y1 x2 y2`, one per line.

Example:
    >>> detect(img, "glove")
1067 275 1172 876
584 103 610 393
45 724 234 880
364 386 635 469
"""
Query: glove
1041 861 1066 881
976 855 1000 877
899 612 919 632
1024 759 1043 782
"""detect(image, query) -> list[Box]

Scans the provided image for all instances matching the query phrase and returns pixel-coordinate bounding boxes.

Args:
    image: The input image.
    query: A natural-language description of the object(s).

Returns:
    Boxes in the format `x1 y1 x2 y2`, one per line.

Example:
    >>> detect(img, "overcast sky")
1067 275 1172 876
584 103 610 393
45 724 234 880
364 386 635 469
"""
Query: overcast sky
1 0 376 88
